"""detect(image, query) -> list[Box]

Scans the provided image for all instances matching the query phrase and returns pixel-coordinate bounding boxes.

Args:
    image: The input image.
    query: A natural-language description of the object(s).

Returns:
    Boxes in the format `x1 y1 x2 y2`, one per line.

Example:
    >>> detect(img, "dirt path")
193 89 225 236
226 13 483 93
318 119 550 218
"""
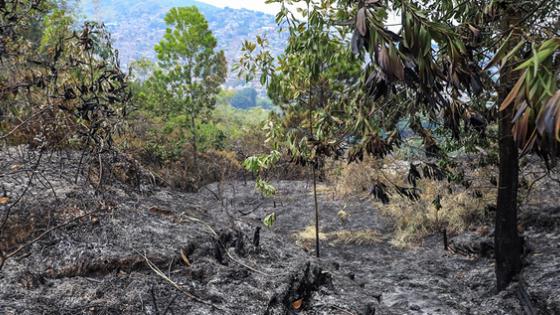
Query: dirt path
1 152 559 315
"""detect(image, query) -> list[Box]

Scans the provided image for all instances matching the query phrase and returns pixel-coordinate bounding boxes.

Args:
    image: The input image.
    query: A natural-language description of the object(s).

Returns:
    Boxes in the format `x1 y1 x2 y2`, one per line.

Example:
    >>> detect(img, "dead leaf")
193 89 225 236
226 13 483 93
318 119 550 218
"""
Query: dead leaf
521 131 537 154
555 95 560 141
512 101 528 122
356 8 368 37
513 110 529 147
468 24 480 38
149 207 174 216
0 196 9 205
291 298 303 310
180 248 191 267
536 92 560 136
499 72 526 111
544 91 560 123
10 164 21 170
377 46 405 81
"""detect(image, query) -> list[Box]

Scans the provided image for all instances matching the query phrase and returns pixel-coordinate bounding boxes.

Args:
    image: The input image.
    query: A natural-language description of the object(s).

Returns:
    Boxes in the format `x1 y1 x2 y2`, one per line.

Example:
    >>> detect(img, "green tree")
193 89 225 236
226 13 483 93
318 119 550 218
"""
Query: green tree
130 60 175 117
239 2 361 257
154 6 227 168
246 0 559 290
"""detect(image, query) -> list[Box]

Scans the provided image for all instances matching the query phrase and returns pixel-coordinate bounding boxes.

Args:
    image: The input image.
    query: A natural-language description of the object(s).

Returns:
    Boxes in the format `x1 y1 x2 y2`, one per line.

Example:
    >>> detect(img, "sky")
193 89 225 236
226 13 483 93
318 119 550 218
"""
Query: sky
197 0 282 15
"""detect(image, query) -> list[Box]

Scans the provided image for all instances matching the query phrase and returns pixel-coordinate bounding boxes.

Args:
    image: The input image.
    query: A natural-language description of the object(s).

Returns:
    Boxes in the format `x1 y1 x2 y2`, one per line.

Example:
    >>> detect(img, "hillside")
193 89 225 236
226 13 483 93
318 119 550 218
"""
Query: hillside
79 0 288 88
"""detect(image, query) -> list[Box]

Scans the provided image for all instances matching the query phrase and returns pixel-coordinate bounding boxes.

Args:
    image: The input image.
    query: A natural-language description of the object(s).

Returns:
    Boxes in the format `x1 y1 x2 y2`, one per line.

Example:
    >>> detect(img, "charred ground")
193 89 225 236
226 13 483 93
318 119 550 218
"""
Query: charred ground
0 148 559 315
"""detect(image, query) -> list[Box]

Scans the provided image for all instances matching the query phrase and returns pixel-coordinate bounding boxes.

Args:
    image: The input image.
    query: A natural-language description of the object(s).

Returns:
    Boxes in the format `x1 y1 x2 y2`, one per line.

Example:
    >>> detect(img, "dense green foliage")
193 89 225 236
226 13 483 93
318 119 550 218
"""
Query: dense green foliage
129 83 269 160
152 6 227 160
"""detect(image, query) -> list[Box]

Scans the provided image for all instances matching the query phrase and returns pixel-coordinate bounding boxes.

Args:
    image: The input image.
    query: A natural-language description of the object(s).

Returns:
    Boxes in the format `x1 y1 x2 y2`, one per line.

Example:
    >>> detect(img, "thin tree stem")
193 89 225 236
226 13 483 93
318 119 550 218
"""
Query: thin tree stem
306 0 320 258
312 164 320 258
190 110 199 185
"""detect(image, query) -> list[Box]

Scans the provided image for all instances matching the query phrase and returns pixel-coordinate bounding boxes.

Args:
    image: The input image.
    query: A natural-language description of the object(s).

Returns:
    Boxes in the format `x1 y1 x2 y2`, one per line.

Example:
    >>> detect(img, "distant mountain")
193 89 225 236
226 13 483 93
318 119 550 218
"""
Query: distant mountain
79 0 287 89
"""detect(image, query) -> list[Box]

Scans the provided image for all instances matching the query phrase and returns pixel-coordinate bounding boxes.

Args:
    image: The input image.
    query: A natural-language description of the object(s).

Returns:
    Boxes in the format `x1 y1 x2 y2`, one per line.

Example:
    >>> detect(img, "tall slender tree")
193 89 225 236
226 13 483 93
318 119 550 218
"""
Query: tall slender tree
155 6 227 170
238 1 361 257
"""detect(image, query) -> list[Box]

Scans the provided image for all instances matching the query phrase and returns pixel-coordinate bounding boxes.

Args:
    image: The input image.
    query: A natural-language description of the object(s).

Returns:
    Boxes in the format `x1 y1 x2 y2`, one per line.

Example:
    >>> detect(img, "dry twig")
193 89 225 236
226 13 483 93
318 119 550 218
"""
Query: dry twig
141 252 228 313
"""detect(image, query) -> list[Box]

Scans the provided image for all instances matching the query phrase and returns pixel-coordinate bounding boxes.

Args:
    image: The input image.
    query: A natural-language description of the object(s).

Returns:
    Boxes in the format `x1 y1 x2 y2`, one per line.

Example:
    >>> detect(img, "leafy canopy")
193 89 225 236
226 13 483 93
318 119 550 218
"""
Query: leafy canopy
154 6 227 119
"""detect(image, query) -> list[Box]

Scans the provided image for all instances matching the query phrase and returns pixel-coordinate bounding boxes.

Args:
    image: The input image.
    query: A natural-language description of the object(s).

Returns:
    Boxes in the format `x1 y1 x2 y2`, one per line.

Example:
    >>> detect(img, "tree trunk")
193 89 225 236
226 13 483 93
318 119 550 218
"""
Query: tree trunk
495 13 523 290
495 102 522 291
312 163 320 258
190 111 198 171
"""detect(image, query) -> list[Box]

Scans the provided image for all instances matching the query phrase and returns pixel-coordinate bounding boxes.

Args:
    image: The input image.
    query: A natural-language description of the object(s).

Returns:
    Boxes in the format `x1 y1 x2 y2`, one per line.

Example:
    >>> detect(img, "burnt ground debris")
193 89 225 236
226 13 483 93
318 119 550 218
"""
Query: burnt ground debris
0 148 559 314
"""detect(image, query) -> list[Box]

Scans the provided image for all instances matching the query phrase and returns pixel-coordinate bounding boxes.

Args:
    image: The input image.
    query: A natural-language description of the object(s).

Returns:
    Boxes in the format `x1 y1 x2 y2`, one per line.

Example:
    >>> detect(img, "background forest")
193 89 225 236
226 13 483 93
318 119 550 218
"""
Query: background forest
1 0 560 314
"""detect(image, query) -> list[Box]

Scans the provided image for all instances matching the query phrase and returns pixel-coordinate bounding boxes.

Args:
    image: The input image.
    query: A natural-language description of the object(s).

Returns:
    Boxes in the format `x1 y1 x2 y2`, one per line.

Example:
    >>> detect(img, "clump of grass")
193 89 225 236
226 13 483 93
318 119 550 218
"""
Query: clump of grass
328 156 496 247
379 177 494 247
327 156 386 197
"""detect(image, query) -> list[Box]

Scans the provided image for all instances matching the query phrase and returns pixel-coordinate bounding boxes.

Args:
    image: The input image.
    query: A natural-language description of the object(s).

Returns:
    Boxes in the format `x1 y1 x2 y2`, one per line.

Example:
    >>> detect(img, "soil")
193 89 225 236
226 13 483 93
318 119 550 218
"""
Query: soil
1 148 559 314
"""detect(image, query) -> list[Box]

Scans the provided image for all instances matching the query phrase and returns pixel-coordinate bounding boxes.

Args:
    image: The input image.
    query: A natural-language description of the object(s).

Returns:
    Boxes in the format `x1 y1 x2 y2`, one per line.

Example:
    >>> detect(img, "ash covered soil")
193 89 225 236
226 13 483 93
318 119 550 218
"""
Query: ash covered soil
1 149 559 314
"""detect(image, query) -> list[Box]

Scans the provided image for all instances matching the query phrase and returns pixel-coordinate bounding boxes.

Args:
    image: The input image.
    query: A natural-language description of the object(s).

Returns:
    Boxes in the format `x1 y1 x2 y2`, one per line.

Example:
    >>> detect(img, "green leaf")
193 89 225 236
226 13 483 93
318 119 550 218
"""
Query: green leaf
515 48 556 71
483 31 514 71
256 178 277 197
500 39 526 68
263 212 277 228
243 156 260 172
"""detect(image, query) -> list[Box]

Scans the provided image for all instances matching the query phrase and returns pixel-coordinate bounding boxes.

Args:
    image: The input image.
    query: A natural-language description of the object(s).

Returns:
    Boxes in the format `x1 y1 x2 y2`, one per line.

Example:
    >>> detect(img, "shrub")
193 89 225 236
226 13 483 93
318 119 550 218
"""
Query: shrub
155 147 242 191
329 155 496 247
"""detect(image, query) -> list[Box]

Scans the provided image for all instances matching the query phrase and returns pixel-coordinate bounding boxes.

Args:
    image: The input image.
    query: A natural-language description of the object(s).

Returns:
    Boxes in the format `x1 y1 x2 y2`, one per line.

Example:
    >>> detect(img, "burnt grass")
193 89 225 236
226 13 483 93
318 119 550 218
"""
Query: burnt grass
1 149 559 314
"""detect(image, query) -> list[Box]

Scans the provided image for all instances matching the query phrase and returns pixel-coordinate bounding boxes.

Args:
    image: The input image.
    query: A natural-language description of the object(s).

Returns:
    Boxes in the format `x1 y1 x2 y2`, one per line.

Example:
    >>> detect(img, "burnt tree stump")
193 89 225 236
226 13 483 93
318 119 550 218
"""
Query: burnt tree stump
264 262 332 315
